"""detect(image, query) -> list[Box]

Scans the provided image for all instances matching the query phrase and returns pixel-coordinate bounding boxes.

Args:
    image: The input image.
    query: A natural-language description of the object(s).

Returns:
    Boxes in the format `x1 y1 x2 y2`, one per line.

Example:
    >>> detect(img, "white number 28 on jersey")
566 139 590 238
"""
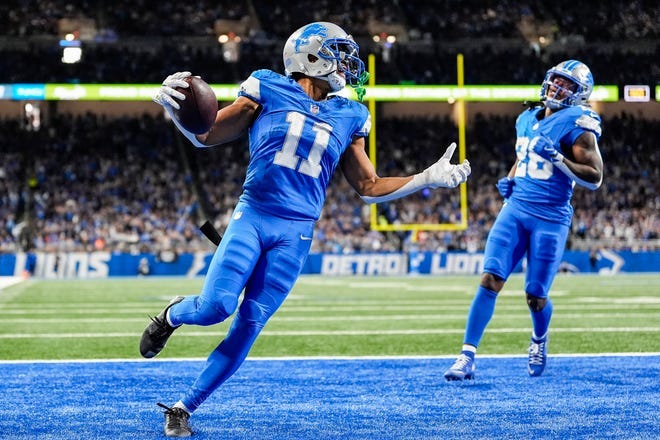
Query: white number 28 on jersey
274 111 332 178
514 136 553 180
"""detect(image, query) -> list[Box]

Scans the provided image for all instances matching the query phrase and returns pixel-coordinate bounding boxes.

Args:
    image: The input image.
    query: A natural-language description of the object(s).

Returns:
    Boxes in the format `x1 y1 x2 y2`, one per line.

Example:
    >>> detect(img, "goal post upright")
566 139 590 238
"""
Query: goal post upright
368 53 469 233
456 53 469 231
367 54 380 232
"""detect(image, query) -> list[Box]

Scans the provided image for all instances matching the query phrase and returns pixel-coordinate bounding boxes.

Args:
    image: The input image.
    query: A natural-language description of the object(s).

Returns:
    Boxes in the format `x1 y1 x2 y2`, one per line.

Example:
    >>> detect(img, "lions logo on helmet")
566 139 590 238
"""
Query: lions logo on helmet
283 22 366 93
540 60 594 110
294 23 328 53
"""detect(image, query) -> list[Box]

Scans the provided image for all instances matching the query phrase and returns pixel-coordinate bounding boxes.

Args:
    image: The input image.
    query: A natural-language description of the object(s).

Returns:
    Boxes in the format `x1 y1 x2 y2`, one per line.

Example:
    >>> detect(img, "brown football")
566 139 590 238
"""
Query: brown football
172 76 218 134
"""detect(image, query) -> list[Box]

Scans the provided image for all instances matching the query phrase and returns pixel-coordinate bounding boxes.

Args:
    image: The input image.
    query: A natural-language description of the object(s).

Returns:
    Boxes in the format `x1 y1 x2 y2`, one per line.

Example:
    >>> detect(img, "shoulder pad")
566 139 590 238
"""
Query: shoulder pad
575 114 602 137
358 111 372 137
239 75 261 101
239 70 286 102
251 69 277 79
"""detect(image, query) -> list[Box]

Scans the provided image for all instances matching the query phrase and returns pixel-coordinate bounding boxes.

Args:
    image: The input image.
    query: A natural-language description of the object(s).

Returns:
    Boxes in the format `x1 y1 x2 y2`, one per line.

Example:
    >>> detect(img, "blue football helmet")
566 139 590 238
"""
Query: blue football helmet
283 22 366 92
540 60 594 109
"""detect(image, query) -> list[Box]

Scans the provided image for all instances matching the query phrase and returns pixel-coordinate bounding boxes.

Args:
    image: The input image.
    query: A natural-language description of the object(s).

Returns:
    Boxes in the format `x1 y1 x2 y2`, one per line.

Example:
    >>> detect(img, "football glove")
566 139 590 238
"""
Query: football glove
531 135 563 162
417 142 471 188
152 71 191 110
360 142 470 204
153 71 207 149
496 176 514 198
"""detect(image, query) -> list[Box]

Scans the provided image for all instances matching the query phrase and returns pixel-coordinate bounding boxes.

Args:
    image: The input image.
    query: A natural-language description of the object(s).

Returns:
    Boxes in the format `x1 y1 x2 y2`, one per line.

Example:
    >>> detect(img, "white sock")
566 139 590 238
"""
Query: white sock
173 401 191 415
166 308 181 328
532 331 548 341
462 344 477 354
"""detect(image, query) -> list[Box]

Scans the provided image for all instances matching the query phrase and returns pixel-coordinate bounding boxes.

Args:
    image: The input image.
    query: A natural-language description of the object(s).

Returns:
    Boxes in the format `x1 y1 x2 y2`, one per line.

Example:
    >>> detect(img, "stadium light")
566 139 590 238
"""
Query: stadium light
218 32 241 63
24 102 41 131
373 33 397 63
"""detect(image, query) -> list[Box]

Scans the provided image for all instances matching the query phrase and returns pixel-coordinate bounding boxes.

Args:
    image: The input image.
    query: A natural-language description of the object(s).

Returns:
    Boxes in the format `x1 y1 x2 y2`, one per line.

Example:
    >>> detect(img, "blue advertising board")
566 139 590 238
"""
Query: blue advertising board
1 249 658 279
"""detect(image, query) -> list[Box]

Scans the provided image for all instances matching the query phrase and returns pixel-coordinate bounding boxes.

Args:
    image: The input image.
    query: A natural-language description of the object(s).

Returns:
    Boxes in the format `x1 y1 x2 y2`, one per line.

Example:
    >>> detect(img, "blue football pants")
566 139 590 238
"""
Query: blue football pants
464 202 568 347
168 201 314 411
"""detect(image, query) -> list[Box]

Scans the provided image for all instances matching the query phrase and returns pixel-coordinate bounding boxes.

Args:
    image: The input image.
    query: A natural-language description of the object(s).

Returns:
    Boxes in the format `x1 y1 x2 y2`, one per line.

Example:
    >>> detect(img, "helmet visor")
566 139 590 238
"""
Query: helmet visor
319 38 365 86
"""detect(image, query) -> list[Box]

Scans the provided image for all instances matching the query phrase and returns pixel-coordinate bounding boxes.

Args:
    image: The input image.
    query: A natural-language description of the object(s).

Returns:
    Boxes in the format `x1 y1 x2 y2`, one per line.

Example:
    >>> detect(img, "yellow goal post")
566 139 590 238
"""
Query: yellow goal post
367 53 469 233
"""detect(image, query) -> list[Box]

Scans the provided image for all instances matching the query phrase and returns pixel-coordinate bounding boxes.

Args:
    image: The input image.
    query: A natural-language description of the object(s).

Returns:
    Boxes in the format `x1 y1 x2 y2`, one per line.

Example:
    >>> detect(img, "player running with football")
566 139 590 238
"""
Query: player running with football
146 22 471 437
444 60 603 381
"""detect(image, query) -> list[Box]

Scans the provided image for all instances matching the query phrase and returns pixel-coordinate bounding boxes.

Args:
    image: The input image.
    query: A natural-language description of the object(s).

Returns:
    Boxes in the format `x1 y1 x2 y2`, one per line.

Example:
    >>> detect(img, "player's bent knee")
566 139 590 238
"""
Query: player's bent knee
481 272 504 292
526 293 547 312
237 299 270 328
195 294 238 326
525 279 547 299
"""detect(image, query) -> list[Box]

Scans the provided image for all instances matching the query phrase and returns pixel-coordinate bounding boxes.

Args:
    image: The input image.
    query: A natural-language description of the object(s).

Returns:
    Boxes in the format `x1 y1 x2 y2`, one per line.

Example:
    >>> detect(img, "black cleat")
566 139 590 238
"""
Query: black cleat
158 403 192 437
140 296 184 358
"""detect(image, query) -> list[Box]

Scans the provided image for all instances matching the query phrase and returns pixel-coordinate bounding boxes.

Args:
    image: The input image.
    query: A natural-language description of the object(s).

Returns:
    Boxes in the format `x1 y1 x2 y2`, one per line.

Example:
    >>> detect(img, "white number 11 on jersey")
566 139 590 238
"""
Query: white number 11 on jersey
274 111 332 178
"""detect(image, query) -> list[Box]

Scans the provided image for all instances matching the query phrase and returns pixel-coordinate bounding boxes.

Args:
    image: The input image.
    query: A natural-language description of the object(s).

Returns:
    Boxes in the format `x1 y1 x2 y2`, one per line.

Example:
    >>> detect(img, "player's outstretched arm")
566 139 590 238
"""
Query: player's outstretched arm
341 138 471 204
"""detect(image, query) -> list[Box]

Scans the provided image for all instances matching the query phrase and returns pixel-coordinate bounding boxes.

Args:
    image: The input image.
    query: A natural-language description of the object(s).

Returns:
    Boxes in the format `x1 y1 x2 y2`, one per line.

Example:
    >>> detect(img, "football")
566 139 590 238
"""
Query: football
172 76 218 134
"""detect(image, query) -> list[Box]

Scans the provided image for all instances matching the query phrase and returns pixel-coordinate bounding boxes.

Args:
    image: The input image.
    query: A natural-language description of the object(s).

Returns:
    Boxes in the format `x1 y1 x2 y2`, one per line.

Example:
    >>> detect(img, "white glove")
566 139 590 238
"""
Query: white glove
360 142 470 204
414 142 471 188
153 71 208 148
152 71 191 110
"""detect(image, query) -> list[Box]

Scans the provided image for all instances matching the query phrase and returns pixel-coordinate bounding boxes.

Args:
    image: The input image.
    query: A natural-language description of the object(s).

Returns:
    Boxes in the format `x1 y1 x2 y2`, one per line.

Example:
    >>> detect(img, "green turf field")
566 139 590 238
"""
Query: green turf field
1 274 658 360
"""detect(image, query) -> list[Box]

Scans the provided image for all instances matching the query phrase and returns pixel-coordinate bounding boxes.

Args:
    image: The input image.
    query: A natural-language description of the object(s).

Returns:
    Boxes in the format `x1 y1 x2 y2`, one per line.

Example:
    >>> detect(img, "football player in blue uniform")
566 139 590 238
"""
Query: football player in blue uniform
146 22 471 436
444 60 603 381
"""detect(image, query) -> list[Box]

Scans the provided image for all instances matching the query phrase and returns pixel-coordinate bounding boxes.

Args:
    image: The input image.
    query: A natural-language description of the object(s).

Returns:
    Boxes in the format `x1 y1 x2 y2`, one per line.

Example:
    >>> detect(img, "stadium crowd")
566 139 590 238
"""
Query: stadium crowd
0 1 657 88
1 0 657 40
0 1 657 255
1 111 657 255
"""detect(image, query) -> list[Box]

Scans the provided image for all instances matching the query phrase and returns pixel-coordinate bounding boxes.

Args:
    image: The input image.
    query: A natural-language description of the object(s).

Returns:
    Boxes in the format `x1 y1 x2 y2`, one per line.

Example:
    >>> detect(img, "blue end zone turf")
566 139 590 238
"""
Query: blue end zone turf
1 356 658 439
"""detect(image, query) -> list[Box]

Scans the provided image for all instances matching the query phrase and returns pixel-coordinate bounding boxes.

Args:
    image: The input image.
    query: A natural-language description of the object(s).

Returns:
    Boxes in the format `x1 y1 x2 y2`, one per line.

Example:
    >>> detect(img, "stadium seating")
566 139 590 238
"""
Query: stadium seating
1 112 656 253
0 1 657 86
0 2 657 254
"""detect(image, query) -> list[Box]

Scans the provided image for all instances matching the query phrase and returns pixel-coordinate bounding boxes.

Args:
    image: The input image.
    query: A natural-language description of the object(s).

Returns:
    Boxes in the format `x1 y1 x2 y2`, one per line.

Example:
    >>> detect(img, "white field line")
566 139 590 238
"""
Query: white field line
1 327 659 339
1 312 659 324
295 279 476 289
2 299 483 308
3 303 660 315
0 279 33 303
1 302 478 311
1 352 659 364
0 276 25 289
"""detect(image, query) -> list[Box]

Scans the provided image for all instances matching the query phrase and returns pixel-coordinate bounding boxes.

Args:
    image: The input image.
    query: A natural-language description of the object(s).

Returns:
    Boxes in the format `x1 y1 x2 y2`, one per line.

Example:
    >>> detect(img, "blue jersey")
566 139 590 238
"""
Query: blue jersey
508 105 602 225
236 69 371 220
